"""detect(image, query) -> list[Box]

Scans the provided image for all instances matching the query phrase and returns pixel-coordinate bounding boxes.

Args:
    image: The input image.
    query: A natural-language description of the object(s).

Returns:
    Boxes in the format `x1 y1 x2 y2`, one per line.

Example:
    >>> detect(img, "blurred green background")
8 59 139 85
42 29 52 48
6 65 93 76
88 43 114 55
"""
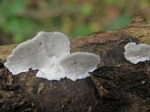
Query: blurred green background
0 0 150 45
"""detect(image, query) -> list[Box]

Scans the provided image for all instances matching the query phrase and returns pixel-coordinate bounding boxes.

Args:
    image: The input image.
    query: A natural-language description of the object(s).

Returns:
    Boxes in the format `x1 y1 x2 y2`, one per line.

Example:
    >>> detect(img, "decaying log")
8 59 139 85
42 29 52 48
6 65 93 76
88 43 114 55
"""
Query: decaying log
0 15 150 112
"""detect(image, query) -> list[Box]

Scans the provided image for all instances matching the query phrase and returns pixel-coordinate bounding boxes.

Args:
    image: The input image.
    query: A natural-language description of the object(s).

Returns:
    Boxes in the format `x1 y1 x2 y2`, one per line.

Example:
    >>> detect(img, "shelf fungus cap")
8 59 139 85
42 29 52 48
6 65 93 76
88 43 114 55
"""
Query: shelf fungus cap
124 42 150 64
42 31 70 58
4 31 70 78
60 52 100 81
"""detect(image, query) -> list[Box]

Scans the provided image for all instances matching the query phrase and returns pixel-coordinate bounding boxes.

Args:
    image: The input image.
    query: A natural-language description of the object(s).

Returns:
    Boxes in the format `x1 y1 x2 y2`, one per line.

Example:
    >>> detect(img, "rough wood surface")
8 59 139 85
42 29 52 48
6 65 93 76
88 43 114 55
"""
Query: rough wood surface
0 15 150 112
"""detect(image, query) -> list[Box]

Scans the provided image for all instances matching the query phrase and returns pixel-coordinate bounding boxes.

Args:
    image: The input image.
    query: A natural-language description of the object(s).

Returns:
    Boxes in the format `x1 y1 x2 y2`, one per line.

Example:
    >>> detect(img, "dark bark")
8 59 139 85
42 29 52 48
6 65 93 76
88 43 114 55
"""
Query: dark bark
0 15 150 112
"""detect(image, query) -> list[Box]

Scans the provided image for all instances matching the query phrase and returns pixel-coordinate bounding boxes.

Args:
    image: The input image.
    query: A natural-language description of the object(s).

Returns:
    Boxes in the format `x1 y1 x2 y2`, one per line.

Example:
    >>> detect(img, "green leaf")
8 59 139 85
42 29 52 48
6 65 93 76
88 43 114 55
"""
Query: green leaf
80 3 93 18
69 24 93 37
6 0 27 15
104 15 131 30
12 33 24 43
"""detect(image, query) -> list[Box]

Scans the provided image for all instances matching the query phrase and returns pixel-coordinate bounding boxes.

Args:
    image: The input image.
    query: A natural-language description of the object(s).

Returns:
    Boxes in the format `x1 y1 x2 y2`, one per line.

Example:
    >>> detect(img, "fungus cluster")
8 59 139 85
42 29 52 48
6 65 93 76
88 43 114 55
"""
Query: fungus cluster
4 31 100 81
124 42 150 64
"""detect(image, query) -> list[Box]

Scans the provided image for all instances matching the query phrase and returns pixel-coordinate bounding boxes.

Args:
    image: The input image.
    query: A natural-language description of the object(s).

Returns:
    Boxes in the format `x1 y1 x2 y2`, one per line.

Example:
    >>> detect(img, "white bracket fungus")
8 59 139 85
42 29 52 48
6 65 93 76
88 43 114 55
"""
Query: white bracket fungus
124 42 150 64
4 31 100 81
60 52 100 81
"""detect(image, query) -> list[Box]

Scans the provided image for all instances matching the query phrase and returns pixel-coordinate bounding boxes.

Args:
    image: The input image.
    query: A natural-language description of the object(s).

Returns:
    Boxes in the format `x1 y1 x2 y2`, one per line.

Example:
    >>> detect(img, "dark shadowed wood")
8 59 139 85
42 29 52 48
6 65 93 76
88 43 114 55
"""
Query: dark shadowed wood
0 15 150 112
